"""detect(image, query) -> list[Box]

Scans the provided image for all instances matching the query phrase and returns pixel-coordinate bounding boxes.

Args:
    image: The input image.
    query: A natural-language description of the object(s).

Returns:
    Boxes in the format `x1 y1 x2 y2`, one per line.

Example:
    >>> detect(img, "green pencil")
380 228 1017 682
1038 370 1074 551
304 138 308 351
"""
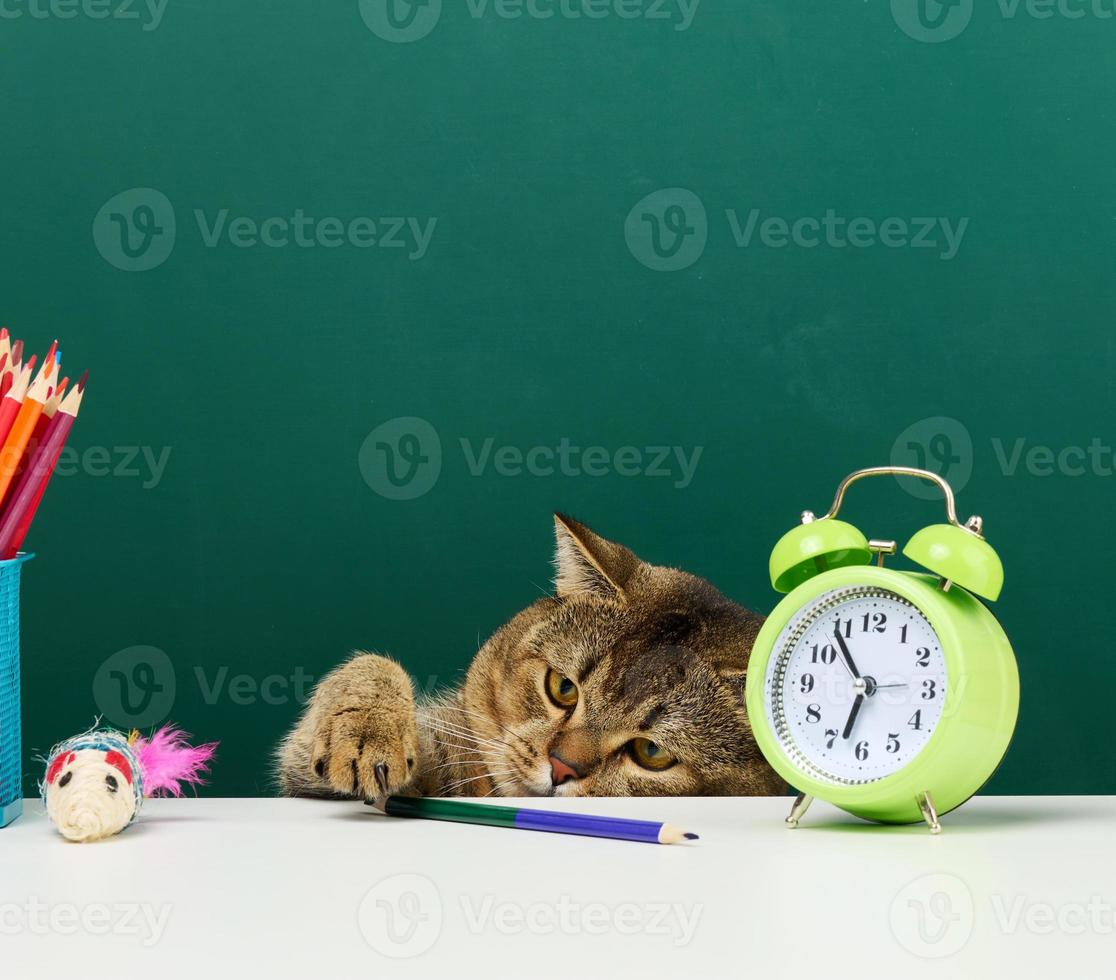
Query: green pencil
368 796 698 845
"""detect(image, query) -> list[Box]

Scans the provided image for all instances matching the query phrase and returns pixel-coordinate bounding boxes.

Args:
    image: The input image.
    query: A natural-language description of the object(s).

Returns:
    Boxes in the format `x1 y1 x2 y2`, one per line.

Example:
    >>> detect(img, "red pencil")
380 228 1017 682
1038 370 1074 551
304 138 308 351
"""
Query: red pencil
0 374 86 557
0 339 22 403
0 356 34 450
4 378 70 556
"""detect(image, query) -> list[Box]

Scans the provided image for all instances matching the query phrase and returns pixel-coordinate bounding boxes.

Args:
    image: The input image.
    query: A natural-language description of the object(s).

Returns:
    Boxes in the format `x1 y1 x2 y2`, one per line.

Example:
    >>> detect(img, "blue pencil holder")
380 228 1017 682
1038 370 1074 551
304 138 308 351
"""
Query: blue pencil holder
0 554 32 829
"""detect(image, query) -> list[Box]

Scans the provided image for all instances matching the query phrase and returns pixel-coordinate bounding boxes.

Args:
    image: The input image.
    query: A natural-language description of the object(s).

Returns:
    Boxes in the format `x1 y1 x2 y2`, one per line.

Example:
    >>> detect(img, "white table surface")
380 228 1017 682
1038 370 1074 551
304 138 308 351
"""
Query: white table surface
1 795 1113 978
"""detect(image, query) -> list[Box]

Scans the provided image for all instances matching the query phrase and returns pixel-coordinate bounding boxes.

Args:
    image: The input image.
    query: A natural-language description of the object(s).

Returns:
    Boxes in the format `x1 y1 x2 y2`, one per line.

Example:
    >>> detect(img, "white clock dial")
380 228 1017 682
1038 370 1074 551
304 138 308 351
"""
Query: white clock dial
764 586 947 784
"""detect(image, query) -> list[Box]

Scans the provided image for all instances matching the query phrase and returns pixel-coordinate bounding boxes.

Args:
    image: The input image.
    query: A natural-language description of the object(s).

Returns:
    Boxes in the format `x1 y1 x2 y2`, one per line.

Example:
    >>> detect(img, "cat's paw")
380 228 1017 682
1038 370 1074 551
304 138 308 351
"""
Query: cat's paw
308 655 420 799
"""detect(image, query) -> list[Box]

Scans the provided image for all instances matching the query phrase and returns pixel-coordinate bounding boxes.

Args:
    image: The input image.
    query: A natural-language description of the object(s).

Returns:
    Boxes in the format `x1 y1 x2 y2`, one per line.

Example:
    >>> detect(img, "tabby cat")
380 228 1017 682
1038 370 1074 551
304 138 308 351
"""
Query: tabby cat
275 515 784 798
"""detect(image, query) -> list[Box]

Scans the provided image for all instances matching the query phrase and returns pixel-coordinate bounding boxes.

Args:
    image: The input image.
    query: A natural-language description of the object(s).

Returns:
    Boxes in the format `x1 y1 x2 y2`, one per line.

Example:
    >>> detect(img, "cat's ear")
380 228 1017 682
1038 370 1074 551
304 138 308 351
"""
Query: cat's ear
552 514 640 600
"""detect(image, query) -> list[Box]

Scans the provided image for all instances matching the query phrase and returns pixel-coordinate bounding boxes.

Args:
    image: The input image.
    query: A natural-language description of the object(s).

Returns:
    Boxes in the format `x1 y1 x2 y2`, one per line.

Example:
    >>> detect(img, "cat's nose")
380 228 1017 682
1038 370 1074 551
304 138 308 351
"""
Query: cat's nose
549 754 581 786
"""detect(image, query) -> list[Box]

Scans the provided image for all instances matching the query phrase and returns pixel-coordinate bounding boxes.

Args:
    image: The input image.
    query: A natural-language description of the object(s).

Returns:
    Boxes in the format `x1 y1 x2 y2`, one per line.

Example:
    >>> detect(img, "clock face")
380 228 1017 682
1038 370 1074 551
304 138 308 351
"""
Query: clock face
764 586 947 784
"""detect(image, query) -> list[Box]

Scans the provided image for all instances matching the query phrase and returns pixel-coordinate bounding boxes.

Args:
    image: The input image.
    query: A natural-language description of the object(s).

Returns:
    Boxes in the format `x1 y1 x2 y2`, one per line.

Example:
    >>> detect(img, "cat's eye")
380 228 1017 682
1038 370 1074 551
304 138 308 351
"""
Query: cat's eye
105 774 119 793
628 737 676 772
544 669 579 709
58 771 72 788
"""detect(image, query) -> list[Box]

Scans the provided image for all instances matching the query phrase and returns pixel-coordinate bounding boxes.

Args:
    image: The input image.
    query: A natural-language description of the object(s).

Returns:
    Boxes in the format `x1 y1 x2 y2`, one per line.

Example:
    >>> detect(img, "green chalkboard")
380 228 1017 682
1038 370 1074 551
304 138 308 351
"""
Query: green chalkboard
2 1 1112 797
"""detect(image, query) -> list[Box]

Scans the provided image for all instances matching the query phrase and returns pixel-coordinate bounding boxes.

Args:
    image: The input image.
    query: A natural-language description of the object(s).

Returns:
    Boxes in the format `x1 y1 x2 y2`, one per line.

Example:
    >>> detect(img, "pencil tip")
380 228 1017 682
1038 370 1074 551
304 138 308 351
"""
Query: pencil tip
683 833 699 840
76 369 89 392
0 327 7 340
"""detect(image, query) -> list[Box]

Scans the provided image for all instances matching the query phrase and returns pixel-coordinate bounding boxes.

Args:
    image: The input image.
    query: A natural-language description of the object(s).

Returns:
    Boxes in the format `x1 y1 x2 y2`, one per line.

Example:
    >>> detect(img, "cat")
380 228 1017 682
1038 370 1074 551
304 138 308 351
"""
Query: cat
275 514 785 799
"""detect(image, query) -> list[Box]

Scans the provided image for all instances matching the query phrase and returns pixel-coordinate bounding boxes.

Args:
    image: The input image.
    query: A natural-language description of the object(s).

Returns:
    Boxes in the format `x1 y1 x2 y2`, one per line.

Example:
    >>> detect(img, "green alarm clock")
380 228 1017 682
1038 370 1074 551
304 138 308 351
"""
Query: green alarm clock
745 466 1019 833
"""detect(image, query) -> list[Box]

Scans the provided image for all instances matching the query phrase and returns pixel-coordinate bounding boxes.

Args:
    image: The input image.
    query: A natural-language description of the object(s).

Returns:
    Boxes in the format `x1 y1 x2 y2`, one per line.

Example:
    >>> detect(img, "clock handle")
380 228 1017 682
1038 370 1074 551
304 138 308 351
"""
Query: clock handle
822 466 972 531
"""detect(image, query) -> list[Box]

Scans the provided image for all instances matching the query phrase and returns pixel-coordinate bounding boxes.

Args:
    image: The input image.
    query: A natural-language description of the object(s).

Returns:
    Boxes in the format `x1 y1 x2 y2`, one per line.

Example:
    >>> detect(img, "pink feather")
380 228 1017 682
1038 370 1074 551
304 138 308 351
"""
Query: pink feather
133 726 218 797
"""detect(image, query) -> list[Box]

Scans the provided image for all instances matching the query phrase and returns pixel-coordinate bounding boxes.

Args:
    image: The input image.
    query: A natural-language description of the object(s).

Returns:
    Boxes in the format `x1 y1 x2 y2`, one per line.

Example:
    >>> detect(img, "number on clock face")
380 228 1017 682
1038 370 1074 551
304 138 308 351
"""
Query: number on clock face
764 587 947 784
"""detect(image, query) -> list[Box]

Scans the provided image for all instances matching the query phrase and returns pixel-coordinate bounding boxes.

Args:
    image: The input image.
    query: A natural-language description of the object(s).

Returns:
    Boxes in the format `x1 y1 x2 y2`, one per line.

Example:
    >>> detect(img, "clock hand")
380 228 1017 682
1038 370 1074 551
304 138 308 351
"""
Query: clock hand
832 629 862 680
842 683 866 740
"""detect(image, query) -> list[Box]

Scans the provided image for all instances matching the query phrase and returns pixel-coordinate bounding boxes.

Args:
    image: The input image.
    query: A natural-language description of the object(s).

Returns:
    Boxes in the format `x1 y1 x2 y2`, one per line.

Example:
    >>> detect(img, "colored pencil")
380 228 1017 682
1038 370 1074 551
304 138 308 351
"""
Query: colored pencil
0 355 49 504
0 341 21 403
0 355 33 450
370 796 699 845
0 377 85 557
4 377 70 558
0 333 87 555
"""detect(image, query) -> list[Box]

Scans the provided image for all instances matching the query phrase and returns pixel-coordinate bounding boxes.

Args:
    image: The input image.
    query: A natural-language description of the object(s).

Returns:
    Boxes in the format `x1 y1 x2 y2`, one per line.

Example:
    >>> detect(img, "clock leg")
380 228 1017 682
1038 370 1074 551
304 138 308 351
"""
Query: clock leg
785 792 813 828
916 791 942 834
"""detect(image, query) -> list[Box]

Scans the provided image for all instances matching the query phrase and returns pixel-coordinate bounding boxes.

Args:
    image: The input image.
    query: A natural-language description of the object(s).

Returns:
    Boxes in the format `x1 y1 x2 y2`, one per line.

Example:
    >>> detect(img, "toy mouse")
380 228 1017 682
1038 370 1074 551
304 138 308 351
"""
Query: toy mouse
42 725 217 842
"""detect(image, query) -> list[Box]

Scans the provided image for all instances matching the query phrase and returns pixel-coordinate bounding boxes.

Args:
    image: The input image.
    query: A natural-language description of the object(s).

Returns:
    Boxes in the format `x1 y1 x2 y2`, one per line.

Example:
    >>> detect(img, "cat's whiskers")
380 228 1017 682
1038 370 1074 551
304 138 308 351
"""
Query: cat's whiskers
427 719 508 750
424 751 500 775
446 705 537 755
426 723 506 754
429 737 494 758
484 776 522 797
425 756 488 772
441 769 518 795
428 722 508 750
